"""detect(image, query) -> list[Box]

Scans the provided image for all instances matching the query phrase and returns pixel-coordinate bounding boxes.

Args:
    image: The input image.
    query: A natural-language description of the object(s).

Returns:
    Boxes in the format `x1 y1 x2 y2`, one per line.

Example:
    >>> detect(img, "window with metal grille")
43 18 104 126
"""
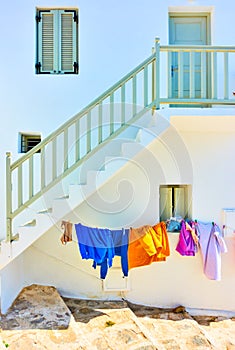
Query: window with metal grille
19 133 42 153
35 8 79 74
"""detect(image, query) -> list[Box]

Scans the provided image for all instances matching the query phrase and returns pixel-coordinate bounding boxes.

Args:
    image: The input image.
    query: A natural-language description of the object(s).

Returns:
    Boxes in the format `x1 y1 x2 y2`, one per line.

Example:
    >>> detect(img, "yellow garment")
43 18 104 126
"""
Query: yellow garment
128 222 170 269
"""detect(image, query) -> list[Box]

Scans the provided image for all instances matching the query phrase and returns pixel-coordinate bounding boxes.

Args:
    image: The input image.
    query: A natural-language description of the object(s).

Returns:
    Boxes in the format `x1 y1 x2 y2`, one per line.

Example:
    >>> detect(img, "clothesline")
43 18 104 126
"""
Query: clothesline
59 218 235 247
60 221 170 279
59 220 229 282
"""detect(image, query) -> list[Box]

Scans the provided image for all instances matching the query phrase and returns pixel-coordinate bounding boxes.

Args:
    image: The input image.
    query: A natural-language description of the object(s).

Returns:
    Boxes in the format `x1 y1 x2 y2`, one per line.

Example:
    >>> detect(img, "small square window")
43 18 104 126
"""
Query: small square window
159 185 192 222
35 8 79 74
19 132 42 153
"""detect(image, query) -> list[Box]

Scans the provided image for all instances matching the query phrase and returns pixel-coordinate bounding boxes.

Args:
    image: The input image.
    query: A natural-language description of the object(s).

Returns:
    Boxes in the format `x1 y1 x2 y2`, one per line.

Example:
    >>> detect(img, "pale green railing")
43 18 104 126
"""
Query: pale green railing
6 45 158 242
6 38 235 241
160 43 235 105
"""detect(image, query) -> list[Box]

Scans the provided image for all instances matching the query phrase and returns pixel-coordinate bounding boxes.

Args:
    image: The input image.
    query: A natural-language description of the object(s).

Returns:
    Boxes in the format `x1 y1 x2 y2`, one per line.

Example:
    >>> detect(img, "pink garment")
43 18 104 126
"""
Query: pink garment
196 222 227 280
176 221 197 256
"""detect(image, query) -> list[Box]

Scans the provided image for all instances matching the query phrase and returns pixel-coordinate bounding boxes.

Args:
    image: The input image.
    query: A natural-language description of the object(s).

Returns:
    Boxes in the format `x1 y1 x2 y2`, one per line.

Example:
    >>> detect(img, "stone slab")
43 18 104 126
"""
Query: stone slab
1 284 235 349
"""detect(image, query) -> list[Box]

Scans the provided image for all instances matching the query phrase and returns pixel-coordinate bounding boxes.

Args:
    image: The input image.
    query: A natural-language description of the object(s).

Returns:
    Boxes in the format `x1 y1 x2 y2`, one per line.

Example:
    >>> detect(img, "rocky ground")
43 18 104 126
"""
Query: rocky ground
1 284 235 349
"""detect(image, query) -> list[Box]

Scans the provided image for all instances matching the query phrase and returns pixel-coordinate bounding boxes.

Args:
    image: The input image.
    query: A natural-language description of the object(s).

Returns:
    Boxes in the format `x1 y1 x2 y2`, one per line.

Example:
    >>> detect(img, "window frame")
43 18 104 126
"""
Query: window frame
35 7 79 75
18 132 42 153
159 184 192 222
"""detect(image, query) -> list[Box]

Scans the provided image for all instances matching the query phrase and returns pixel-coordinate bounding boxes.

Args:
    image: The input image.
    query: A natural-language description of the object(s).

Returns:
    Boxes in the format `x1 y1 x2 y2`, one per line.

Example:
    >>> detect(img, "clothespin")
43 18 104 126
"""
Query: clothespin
222 224 226 237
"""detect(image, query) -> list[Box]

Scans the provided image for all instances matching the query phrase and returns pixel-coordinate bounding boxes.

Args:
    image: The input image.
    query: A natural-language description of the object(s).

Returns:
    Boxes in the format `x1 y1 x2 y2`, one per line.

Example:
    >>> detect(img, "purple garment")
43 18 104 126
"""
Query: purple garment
196 222 227 280
176 221 197 256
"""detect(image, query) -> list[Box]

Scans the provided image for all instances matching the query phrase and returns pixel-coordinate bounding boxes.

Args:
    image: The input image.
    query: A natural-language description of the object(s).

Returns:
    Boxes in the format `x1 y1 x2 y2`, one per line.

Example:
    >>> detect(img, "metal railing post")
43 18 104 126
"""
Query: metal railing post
6 152 12 242
155 37 160 109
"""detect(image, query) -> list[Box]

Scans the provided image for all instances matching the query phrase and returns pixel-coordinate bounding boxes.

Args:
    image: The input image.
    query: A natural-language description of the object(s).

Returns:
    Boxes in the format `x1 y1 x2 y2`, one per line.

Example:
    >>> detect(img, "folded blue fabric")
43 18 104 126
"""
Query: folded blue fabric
167 219 181 232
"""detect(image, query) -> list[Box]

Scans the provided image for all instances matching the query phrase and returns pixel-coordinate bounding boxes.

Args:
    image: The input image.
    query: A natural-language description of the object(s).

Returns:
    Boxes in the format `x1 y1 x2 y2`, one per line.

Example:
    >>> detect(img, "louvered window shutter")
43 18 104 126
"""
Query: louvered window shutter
37 10 55 73
36 9 78 74
60 10 78 73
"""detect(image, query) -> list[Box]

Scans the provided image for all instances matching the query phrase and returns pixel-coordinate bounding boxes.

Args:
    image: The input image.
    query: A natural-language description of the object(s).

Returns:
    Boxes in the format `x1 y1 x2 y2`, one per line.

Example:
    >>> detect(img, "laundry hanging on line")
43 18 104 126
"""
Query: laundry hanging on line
128 222 170 269
196 221 227 281
175 220 198 256
60 221 73 245
75 223 129 279
175 220 227 281
60 218 228 281
60 221 170 279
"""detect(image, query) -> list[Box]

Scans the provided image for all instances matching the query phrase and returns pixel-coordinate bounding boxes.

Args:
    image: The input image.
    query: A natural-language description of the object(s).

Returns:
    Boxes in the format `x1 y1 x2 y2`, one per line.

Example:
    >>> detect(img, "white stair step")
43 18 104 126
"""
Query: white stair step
103 156 128 173
21 219 36 227
121 142 144 158
1 115 171 266
37 208 53 214
136 125 168 146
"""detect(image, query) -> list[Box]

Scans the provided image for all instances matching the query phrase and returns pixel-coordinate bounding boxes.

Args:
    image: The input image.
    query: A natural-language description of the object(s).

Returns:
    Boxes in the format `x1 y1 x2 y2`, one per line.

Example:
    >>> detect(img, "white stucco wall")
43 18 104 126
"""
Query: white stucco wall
17 114 235 313
1 254 25 314
126 235 235 312
1 0 235 238
2 0 235 313
172 116 235 222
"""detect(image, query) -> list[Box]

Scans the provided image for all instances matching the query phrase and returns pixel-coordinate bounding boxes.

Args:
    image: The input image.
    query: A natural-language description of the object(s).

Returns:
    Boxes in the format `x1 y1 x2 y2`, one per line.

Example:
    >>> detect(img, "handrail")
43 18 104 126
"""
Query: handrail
161 45 235 52
11 53 155 171
160 43 235 103
6 52 157 241
6 40 235 242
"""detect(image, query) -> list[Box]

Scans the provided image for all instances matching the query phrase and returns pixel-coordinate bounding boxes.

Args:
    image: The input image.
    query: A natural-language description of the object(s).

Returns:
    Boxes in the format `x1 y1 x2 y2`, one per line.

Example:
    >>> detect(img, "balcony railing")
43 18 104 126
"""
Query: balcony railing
5 38 235 242
156 38 235 106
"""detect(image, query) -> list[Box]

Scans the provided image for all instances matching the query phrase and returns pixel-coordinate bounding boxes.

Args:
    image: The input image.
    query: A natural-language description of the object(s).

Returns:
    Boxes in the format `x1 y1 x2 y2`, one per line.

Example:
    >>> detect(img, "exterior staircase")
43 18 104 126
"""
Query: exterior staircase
1 105 170 268
2 36 174 269
1 38 235 316
0 48 170 312
2 38 235 267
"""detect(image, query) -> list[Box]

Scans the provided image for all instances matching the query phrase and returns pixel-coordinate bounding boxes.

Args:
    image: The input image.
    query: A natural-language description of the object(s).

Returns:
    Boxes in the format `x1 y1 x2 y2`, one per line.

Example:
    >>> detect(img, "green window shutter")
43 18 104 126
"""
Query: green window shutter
36 8 78 74
60 10 78 73
37 10 55 73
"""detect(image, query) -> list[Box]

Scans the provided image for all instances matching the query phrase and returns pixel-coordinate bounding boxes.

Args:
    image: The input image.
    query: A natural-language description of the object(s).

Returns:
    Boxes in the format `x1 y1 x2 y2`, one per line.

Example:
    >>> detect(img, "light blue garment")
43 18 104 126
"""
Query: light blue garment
167 219 182 232
196 222 227 280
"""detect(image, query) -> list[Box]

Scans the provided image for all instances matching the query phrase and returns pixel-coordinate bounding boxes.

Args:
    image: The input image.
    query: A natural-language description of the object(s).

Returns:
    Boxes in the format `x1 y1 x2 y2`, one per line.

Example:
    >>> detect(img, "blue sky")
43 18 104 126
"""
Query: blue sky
0 0 161 147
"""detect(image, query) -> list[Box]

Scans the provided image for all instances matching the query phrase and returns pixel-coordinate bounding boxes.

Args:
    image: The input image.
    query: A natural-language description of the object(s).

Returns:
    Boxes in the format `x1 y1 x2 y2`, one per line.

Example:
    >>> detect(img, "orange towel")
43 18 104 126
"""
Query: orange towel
128 222 170 269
